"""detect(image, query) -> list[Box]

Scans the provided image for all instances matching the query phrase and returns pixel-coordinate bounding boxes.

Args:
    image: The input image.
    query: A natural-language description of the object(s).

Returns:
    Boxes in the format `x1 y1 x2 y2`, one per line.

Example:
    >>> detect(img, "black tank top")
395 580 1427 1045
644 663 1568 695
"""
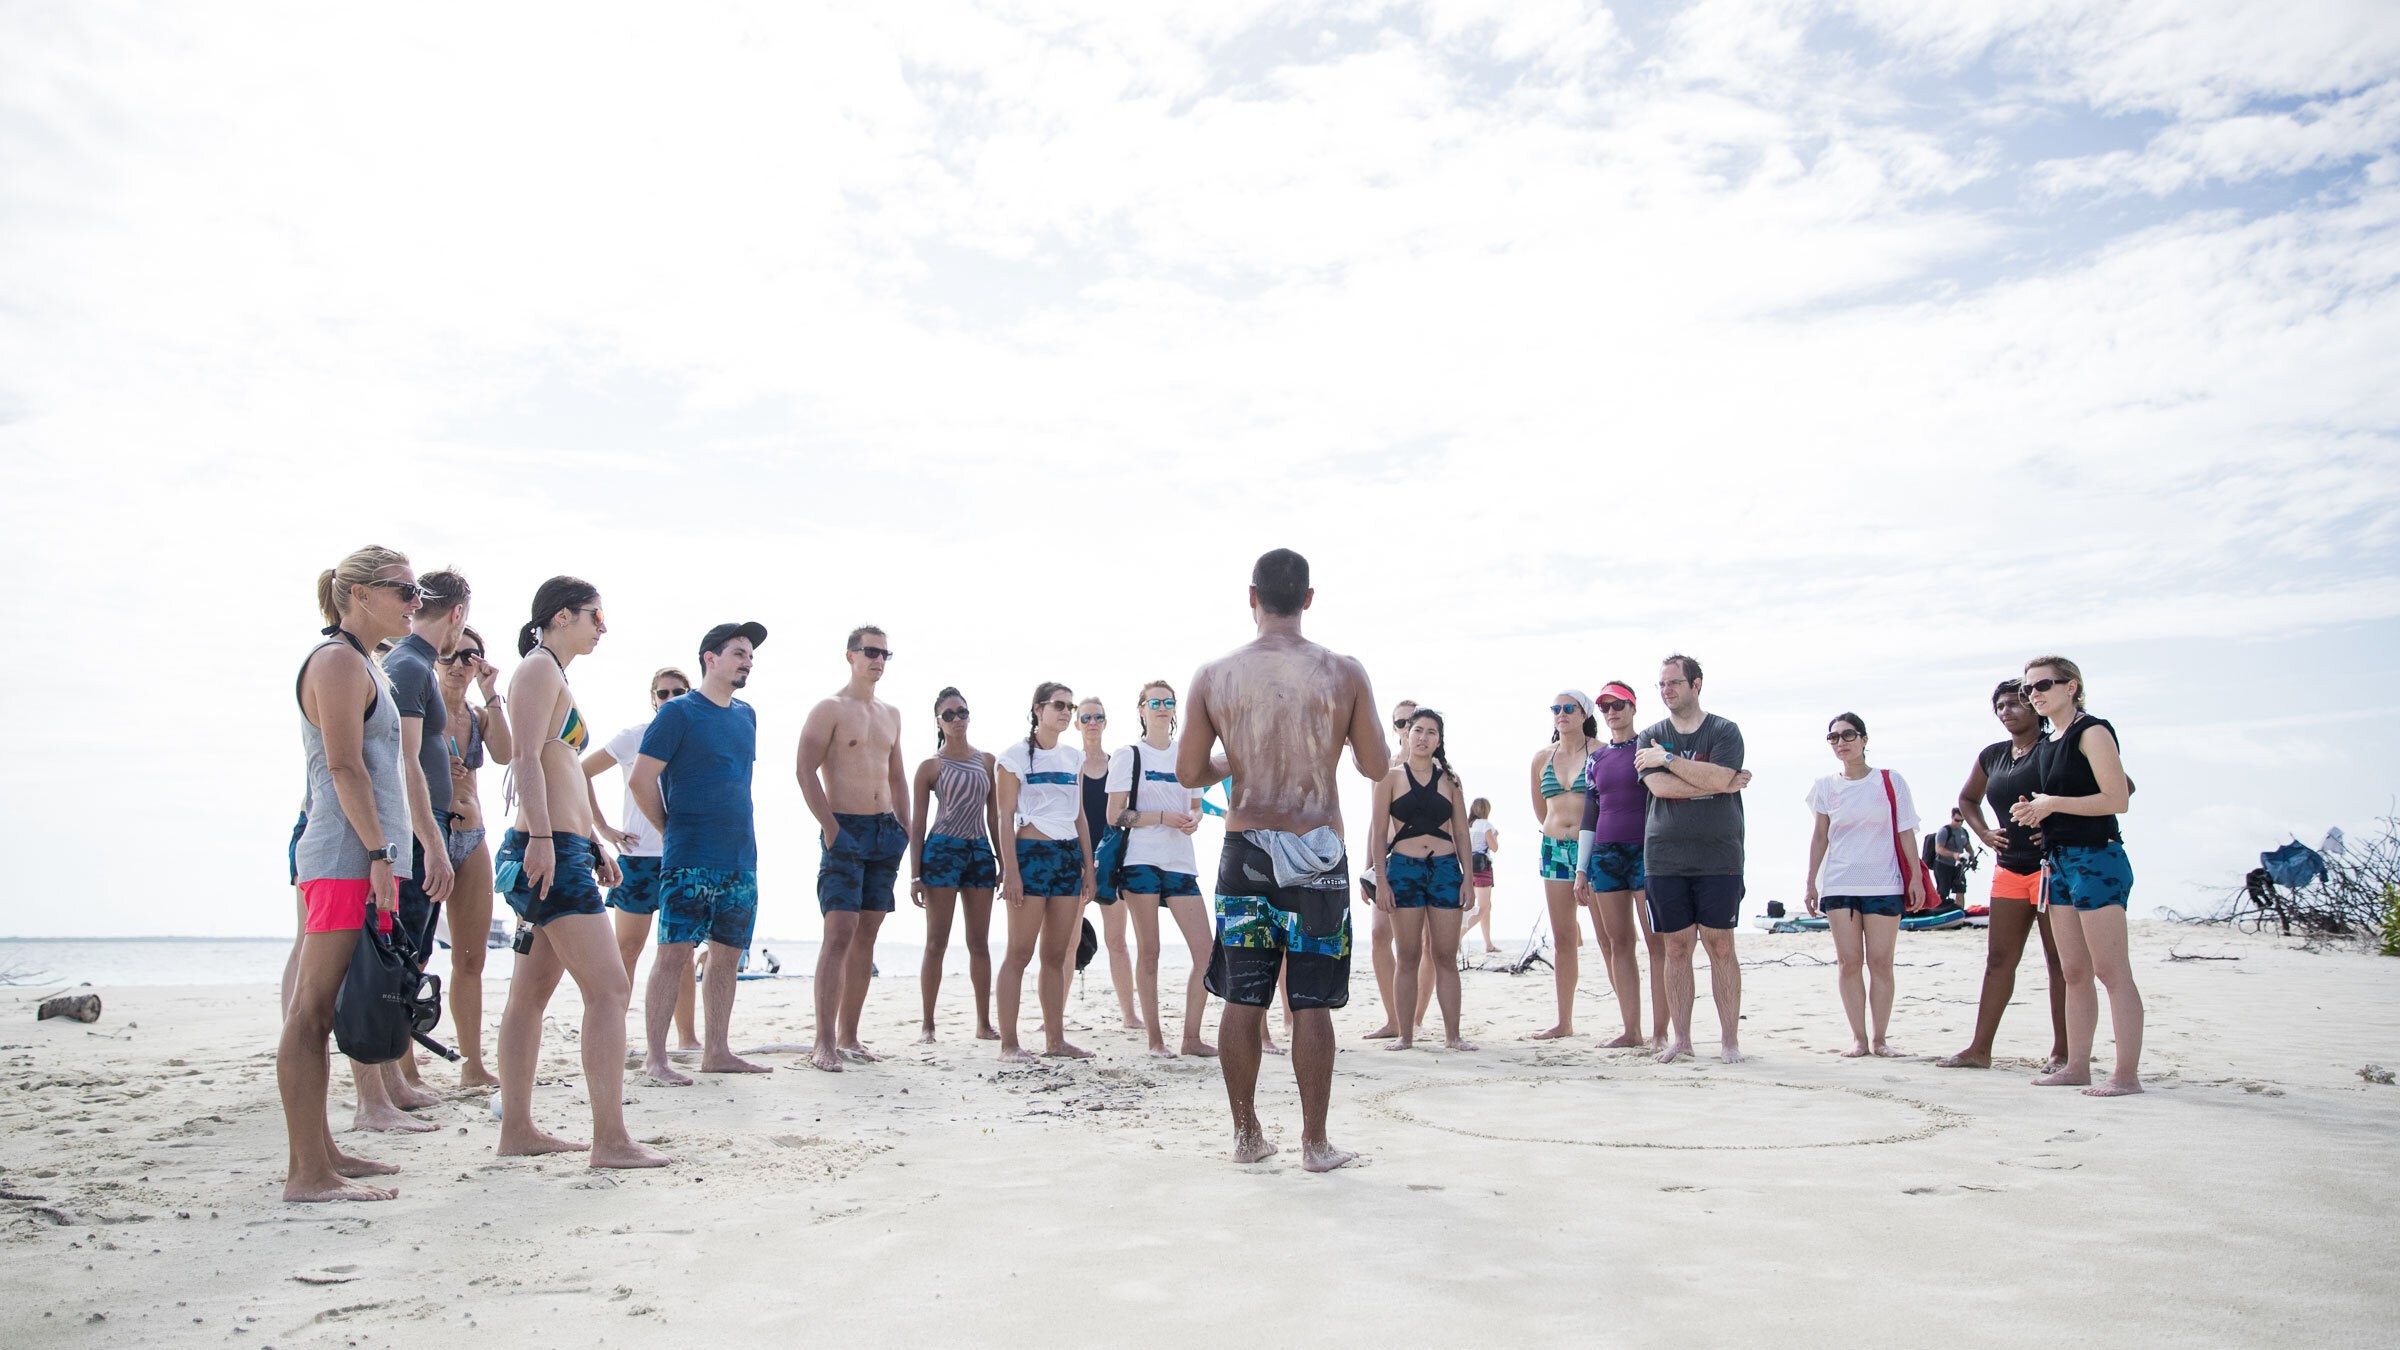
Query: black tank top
2035 715 2123 851
1083 770 1111 838
1977 740 2043 872
1390 763 1453 845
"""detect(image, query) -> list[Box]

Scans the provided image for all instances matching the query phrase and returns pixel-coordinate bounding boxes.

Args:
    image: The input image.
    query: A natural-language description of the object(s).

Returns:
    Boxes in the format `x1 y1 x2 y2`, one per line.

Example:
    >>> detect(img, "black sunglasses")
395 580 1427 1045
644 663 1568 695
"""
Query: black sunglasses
440 650 484 666
2024 677 2067 695
1597 699 1631 714
1826 729 1862 744
1043 699 1077 713
854 646 894 661
654 687 687 700
939 708 972 722
368 578 433 604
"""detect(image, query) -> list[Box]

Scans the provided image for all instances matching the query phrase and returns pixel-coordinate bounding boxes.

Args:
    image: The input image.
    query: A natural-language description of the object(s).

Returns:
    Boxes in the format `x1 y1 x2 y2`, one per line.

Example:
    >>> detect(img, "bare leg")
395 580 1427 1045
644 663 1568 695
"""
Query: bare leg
611 907 649 984
1829 909 1870 1056
837 910 886 1059
1656 928 1697 1063
2035 906 2097 1087
1939 896 2039 1068
811 912 857 1072
1101 899 1141 1029
350 1057 436 1132
1472 885 1497 952
1698 926 1743 1062
2035 905 2069 1070
1533 879 1580 1039
1412 939 1439 1032
494 925 584 1156
1430 908 1473 1049
642 941 697 1085
447 844 498 1087
1389 908 1425 1051
675 957 698 1049
1291 1007 1355 1171
1037 897 1093 1058
281 890 306 1018
542 913 670 1168
281 929 397 1202
961 890 998 1039
919 888 958 1041
699 939 770 1072
1591 890 1646 1047
2076 906 2145 1095
1217 1002 1276 1163
996 896 1043 1063
1863 913 1900 1055
1127 896 1170 1055
1168 895 1219 1057
1639 896 1669 1045
1363 901 1398 1037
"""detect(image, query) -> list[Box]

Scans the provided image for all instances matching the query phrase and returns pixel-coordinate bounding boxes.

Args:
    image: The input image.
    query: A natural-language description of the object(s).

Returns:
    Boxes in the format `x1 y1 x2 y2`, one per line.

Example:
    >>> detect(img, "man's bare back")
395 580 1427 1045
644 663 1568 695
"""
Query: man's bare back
1182 632 1384 835
800 695 901 814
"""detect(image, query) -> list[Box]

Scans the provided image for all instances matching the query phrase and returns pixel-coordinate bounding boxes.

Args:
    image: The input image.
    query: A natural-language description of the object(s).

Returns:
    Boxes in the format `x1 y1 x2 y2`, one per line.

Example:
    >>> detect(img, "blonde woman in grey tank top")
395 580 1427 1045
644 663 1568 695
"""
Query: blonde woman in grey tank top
281 546 421 1204
908 688 1003 1043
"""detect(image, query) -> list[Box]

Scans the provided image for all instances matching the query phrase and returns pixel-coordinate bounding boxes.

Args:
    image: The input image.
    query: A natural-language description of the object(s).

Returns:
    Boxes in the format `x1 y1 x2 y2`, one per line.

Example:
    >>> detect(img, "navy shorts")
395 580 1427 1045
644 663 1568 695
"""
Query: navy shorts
287 811 308 887
1117 863 1201 902
658 867 759 948
1584 841 1646 894
1646 873 1743 933
1014 837 1085 898
1822 894 1904 919
819 811 906 914
608 854 664 915
495 830 608 927
1384 852 1465 910
922 833 999 890
1206 834 1351 1011
393 829 450 966
2047 841 2133 911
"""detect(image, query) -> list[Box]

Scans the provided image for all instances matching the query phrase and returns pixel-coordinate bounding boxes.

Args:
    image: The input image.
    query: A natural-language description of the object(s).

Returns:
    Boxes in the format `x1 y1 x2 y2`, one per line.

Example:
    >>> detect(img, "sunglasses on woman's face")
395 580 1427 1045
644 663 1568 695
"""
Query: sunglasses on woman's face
2024 677 2066 695
1826 730 1862 744
1078 712 1107 724
1550 704 1581 716
1044 700 1077 714
1144 698 1175 711
369 578 430 603
440 650 484 666
654 687 687 701
1597 699 1631 714
938 707 971 722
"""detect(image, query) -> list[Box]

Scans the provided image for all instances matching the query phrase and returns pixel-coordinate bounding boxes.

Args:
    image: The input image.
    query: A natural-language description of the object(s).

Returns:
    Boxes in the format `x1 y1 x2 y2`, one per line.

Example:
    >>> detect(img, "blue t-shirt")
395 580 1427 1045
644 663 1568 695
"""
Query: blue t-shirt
638 694 758 872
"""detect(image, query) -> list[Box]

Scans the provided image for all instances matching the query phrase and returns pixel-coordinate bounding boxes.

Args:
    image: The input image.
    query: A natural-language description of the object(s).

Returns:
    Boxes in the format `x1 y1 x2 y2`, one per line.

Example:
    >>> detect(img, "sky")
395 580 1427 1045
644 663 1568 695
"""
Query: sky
2 0 2395 940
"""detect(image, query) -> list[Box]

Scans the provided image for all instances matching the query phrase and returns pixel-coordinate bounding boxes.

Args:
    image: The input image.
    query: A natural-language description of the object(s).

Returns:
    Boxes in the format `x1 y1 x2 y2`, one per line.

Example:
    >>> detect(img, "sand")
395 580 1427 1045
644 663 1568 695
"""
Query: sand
3 921 2395 1348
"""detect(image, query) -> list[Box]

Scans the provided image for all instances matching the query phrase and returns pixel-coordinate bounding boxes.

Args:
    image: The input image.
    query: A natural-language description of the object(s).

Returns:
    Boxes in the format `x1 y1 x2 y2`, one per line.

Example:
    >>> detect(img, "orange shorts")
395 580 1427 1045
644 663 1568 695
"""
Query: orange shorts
300 877 371 934
1990 864 2043 907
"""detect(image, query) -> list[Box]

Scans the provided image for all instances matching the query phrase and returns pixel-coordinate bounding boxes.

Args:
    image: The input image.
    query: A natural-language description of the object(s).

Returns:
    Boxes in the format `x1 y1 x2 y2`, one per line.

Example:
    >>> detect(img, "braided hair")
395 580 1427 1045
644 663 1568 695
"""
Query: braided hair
934 686 965 749
1408 708 1461 789
1026 681 1071 766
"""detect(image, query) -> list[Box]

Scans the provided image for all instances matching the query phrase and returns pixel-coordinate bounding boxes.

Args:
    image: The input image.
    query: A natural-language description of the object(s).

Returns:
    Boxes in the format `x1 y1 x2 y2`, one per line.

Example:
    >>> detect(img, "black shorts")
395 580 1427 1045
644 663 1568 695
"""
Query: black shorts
393 830 449 966
1204 833 1352 1011
1646 873 1743 933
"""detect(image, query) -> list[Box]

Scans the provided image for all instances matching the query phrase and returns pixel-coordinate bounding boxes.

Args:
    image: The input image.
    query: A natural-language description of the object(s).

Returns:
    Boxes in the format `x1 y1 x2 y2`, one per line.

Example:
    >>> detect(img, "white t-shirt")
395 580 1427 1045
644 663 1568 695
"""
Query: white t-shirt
604 719 663 858
1806 770 1920 896
996 739 1086 841
1468 819 1494 853
1106 739 1200 875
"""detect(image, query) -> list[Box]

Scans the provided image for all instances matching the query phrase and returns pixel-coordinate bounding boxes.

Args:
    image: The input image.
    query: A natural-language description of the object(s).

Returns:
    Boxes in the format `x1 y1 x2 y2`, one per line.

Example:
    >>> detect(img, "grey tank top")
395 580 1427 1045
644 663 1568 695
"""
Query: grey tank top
295 636 413 883
930 754 991 840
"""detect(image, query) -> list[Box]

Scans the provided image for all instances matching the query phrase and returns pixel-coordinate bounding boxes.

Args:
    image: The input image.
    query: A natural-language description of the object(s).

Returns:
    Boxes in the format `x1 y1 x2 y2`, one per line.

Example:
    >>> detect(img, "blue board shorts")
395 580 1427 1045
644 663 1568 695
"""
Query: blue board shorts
1013 837 1085 898
1384 852 1465 910
922 833 999 890
658 867 759 948
2046 841 2133 911
1117 863 1201 902
495 830 607 927
1584 841 1646 894
819 811 906 914
608 854 664 915
1822 894 1904 918
1539 835 1578 882
1206 833 1351 1011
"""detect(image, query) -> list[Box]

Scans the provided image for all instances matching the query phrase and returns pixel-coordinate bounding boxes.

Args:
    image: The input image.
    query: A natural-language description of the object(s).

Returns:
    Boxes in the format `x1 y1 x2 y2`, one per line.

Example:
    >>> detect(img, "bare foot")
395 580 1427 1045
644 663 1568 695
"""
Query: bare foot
917 1028 937 1045
999 1047 1042 1065
674 1040 704 1053
1935 1050 1991 1069
1262 1039 1288 1057
1148 1044 1176 1058
975 1025 1001 1041
646 1061 694 1087
2043 1054 2068 1075
1871 1041 1902 1058
700 1054 773 1074
284 1175 396 1203
1445 1037 1479 1051
1301 1140 1360 1173
837 1044 883 1063
1655 1041 1692 1065
1232 1132 1279 1165
1043 1041 1095 1060
589 1139 673 1169
1841 1042 1870 1058
1362 1023 1398 1040
1531 1025 1573 1041
496 1127 588 1157
2084 1079 2145 1097
1123 1017 1146 1031
809 1046 845 1072
389 1081 443 1111
352 1103 441 1133
2033 1067 2091 1087
456 1062 500 1090
331 1149 400 1178
1181 1040 1220 1059
1385 1038 1414 1052
1719 1043 1744 1064
1599 1031 1644 1048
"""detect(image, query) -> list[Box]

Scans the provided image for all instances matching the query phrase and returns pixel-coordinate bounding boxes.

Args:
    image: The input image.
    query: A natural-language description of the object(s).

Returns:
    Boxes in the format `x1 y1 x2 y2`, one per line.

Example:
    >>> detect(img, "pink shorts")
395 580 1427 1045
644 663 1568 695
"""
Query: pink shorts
300 878 372 934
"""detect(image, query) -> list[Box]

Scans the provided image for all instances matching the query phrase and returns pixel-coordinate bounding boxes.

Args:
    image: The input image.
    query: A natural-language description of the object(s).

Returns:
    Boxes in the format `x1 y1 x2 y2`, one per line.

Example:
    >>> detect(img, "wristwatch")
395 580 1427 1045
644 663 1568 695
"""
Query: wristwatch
366 843 402 867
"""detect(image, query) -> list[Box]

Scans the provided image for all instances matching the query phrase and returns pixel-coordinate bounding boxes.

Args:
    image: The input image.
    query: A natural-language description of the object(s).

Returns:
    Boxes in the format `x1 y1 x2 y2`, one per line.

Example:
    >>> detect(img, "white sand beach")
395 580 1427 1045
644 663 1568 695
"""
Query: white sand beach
3 922 2394 1348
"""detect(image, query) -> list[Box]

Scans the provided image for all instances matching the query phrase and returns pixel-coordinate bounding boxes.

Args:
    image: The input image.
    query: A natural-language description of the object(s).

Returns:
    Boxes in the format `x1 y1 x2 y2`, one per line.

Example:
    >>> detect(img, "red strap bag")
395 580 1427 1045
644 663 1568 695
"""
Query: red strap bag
1883 770 1939 913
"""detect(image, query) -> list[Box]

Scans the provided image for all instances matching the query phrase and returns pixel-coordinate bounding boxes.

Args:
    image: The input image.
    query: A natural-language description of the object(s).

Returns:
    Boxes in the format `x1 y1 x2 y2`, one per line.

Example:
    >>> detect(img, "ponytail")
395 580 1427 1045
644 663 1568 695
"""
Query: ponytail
317 545 410 628
519 575 599 657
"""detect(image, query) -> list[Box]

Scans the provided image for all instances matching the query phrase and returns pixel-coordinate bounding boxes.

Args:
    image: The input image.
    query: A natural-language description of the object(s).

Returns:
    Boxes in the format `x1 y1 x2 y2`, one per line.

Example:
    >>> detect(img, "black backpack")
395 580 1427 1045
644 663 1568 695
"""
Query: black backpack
1920 832 1941 868
334 913 451 1064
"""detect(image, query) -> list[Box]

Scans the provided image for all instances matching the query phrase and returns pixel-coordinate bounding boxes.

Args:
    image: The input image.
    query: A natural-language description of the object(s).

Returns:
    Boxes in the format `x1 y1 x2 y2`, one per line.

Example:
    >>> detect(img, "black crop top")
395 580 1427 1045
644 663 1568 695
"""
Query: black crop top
1390 762 1453 845
2035 715 2123 852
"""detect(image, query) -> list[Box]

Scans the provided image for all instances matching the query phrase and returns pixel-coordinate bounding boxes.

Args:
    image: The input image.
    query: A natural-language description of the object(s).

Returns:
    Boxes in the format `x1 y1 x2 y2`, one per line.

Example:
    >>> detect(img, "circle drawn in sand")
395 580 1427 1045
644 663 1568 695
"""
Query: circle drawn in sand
1364 1077 1966 1151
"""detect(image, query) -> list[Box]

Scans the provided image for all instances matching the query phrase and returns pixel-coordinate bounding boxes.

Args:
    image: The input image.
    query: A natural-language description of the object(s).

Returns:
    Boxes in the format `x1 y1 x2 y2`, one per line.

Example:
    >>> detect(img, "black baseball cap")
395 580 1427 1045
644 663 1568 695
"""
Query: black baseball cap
699 621 768 660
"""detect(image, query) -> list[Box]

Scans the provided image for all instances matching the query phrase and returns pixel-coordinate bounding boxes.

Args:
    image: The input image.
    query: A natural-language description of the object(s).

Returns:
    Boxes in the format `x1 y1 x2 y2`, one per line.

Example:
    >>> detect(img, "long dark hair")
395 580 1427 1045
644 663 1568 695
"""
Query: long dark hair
934 686 965 749
1026 681 1071 765
518 575 599 657
1408 708 1461 788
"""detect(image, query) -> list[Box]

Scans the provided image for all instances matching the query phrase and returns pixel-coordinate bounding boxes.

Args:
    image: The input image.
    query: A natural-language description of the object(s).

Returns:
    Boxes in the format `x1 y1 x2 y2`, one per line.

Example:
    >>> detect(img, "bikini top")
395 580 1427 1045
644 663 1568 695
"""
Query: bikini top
536 646 589 751
1539 746 1590 799
1390 762 1454 844
455 704 486 771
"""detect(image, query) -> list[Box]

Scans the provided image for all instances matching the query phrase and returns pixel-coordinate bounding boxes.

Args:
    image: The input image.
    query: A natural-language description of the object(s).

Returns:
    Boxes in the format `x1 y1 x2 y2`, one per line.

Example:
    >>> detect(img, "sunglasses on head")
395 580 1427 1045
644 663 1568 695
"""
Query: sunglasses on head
368 578 433 603
654 686 686 701
1826 729 1862 744
2024 677 2067 695
440 650 484 666
854 646 894 661
939 707 971 722
1078 712 1107 724
1597 699 1631 714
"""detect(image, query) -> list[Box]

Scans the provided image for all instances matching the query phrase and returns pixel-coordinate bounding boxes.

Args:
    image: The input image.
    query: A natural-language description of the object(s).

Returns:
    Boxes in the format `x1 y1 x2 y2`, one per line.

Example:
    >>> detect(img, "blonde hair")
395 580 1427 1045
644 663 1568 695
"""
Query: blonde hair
316 545 409 626
652 666 692 690
2023 654 2087 710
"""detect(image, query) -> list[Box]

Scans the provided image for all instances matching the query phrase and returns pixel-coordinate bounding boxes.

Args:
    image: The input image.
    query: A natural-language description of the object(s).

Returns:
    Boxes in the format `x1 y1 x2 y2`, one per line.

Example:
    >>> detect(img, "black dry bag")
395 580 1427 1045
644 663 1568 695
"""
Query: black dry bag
1075 917 1099 972
334 913 419 1064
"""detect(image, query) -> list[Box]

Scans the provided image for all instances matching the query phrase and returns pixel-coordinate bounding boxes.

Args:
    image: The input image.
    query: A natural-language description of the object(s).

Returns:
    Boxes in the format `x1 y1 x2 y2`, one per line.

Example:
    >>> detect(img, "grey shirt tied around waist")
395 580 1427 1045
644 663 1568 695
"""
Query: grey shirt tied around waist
295 636 413 883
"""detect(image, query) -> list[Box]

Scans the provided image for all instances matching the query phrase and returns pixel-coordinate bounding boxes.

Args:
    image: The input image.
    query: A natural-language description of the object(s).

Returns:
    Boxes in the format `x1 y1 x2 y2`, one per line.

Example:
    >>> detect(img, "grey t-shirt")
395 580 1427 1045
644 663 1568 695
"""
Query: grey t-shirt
383 633 452 820
1637 713 1745 877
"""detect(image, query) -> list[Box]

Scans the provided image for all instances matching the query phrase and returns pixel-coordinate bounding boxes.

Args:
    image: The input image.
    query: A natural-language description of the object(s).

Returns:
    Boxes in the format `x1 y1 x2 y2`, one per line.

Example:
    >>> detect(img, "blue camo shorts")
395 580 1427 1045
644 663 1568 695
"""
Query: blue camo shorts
922 833 999 890
2047 841 2133 911
658 866 759 948
608 854 664 915
1584 840 1645 893
1014 837 1085 898
1384 852 1465 910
